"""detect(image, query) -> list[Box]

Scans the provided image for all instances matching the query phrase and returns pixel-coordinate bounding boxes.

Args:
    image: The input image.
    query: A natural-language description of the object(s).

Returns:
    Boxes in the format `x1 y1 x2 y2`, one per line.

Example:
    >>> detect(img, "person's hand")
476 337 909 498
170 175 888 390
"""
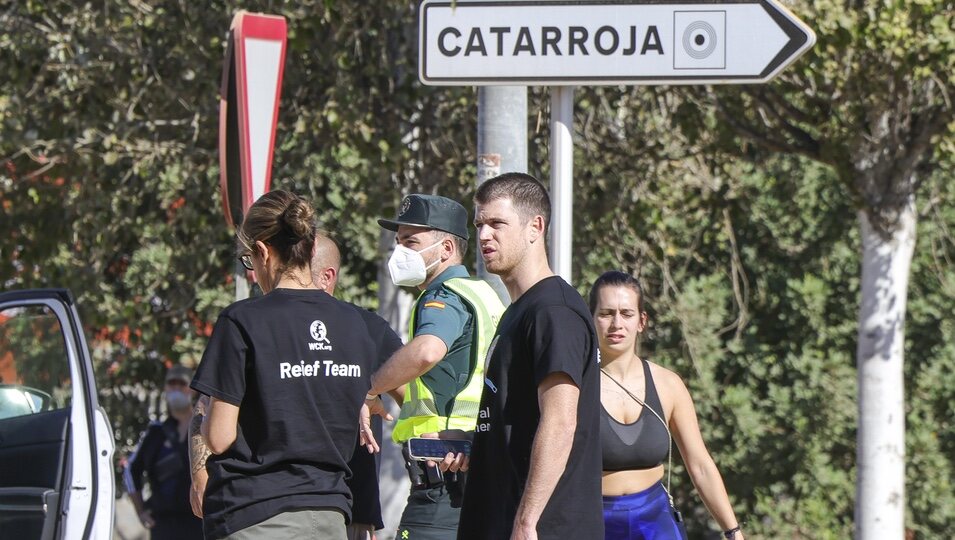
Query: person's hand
190 466 208 518
358 400 379 453
137 508 156 529
358 397 392 454
422 430 471 473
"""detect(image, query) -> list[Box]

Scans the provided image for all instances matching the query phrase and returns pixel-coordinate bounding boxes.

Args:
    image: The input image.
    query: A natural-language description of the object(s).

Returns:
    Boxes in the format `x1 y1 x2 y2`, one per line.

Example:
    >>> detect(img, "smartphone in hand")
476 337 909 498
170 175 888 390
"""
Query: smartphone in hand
406 437 472 461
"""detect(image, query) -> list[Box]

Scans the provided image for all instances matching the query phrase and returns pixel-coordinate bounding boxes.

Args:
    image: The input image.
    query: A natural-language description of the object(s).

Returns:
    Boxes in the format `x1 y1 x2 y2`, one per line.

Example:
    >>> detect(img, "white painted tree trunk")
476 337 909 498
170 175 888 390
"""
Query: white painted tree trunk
376 228 413 540
855 201 916 540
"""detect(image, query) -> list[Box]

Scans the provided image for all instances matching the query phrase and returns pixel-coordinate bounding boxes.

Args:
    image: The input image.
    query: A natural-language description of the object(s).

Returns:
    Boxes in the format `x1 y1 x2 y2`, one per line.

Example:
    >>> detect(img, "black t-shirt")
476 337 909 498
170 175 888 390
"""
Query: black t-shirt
346 307 402 528
191 289 388 538
458 276 604 540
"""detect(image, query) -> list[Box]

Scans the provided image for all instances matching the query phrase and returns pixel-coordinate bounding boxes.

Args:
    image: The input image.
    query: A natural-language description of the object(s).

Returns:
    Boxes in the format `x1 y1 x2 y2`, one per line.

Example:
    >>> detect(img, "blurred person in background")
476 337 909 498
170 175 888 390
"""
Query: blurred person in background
124 364 204 540
590 271 743 540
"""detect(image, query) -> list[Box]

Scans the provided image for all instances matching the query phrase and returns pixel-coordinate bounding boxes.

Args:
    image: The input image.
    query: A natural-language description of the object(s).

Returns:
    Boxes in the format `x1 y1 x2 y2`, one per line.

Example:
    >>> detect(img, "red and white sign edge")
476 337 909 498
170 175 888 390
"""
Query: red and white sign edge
233 12 287 213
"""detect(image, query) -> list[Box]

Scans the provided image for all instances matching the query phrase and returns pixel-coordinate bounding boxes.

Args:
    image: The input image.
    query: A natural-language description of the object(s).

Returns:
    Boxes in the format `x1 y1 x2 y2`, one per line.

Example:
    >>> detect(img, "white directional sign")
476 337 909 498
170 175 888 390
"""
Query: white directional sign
419 0 816 85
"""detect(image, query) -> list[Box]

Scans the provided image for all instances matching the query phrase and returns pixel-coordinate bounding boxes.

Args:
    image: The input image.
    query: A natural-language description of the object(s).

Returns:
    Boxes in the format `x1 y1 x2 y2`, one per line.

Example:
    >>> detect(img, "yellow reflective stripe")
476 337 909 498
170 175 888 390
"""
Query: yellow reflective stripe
443 278 504 416
393 277 505 444
448 398 480 421
397 397 439 419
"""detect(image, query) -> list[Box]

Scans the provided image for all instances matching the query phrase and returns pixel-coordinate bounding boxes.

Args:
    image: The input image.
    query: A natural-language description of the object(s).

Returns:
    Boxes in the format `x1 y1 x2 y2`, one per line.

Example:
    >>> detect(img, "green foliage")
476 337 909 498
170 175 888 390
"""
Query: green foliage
0 1 953 537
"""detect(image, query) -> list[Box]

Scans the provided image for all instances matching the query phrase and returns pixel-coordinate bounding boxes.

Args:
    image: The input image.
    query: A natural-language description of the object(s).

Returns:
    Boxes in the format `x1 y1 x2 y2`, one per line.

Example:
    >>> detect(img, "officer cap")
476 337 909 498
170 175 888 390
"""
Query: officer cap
377 194 469 240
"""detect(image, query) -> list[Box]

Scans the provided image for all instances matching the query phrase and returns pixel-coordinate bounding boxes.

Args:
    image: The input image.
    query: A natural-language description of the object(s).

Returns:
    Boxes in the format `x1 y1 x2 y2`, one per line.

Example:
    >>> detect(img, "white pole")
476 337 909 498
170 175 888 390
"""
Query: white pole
549 86 574 283
855 204 914 540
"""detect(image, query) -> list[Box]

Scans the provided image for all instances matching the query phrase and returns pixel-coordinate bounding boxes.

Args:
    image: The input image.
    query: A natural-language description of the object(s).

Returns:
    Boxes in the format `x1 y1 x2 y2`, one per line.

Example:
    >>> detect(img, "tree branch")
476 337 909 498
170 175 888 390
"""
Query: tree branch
751 88 822 159
711 94 816 158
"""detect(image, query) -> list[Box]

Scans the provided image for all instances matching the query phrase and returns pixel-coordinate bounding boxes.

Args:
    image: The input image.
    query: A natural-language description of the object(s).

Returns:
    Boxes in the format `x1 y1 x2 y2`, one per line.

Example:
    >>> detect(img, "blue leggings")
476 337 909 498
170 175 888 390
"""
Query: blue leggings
602 481 688 540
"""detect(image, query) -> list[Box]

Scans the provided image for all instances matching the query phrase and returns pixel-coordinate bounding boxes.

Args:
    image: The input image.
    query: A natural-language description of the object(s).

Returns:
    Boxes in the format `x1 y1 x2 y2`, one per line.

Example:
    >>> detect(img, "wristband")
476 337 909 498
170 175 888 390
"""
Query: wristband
723 526 741 539
365 393 378 401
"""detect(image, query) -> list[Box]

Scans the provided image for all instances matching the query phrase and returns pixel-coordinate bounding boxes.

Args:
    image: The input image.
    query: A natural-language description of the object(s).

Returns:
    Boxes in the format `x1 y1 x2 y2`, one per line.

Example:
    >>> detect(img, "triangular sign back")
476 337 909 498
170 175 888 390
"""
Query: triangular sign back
233 12 287 213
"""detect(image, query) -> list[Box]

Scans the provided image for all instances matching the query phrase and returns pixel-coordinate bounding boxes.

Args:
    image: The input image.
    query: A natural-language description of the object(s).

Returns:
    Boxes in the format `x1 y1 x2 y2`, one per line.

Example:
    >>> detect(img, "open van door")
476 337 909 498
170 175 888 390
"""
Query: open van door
0 289 115 539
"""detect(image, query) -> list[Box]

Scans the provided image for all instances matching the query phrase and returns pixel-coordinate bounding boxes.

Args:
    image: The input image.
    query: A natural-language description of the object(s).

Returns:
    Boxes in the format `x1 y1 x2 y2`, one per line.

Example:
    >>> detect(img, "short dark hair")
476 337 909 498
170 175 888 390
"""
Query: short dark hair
433 230 468 260
588 271 644 314
475 172 551 230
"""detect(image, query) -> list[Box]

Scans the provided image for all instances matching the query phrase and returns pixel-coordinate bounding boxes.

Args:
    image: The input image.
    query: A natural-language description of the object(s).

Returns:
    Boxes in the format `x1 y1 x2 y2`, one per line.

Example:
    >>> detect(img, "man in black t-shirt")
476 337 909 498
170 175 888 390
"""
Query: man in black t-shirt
312 233 403 540
448 173 604 539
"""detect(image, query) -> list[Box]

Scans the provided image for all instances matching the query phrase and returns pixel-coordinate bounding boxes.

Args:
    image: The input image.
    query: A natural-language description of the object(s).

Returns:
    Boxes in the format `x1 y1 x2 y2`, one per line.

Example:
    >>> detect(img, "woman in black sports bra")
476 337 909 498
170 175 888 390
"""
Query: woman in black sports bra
590 271 744 540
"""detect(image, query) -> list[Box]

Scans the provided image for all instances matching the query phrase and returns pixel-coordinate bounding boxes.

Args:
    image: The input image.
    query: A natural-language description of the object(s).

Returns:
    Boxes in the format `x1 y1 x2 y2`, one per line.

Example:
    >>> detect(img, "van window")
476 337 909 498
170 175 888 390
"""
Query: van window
0 305 73 420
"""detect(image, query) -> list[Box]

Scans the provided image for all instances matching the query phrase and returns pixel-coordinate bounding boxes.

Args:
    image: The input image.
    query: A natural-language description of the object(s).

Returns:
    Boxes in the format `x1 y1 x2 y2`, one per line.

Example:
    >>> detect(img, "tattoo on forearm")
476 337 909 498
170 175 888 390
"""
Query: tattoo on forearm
189 402 212 476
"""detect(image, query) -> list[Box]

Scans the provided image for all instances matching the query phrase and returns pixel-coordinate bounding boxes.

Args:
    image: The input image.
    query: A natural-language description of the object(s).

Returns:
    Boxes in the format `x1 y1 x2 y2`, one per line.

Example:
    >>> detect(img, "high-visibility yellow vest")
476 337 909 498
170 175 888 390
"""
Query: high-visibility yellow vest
392 277 505 443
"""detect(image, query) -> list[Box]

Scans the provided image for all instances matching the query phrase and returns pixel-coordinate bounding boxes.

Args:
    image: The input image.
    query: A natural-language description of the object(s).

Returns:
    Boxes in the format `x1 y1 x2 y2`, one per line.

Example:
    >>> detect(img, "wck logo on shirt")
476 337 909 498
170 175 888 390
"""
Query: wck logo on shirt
308 320 333 351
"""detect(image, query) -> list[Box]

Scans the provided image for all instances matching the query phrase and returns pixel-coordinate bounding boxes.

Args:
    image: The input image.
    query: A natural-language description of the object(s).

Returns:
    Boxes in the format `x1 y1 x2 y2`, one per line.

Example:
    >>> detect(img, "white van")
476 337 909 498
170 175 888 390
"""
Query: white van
0 289 115 539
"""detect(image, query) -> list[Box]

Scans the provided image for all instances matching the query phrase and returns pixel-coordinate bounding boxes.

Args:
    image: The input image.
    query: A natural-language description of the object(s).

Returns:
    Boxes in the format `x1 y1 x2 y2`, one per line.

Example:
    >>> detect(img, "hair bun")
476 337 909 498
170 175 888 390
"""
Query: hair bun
281 198 317 242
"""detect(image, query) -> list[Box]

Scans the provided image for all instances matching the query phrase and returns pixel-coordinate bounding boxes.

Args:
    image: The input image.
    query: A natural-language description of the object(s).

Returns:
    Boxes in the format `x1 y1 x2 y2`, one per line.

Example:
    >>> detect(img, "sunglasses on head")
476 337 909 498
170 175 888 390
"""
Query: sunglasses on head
238 253 254 271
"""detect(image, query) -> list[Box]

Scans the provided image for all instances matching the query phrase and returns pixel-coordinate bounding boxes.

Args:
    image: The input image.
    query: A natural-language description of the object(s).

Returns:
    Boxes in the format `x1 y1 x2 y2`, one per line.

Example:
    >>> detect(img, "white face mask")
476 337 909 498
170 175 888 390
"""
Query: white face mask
166 390 192 413
387 241 442 287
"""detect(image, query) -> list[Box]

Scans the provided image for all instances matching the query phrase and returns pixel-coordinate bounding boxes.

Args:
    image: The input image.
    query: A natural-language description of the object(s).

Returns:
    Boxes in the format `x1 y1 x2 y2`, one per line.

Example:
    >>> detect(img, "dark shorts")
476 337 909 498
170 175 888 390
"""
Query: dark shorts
397 486 460 540
602 481 688 540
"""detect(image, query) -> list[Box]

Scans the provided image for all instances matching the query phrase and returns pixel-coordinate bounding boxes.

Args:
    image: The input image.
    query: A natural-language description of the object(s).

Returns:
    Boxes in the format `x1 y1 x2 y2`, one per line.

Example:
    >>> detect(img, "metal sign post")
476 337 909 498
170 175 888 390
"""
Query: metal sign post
477 86 527 305
418 0 815 283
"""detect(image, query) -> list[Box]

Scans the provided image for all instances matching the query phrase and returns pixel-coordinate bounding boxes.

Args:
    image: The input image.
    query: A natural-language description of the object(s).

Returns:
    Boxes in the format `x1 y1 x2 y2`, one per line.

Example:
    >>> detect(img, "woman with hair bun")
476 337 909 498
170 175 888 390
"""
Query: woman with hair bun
190 190 391 539
590 271 744 540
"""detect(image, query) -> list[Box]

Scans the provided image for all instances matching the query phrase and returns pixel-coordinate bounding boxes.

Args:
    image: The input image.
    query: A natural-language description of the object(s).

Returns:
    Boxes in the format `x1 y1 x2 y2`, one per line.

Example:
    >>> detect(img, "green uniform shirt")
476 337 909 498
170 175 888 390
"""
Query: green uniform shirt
413 265 473 416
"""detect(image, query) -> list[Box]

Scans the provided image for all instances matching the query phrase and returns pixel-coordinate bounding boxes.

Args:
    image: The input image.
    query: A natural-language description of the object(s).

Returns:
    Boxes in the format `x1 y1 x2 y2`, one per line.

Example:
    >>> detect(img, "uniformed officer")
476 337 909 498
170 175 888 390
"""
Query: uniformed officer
126 365 204 540
365 194 505 540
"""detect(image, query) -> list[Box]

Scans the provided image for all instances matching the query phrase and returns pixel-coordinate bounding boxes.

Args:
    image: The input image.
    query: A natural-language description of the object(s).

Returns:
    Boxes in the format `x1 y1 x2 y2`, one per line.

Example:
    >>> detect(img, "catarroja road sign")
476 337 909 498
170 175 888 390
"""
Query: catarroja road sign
419 0 816 85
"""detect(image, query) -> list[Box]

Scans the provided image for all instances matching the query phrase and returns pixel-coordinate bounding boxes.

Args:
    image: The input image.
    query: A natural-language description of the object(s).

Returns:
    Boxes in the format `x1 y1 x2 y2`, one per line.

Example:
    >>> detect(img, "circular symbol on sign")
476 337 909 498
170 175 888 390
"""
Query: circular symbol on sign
682 21 717 60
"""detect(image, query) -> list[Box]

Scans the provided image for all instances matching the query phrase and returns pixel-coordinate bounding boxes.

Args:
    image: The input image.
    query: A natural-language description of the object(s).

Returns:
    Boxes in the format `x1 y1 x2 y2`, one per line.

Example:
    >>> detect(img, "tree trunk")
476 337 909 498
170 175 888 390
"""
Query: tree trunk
855 201 916 539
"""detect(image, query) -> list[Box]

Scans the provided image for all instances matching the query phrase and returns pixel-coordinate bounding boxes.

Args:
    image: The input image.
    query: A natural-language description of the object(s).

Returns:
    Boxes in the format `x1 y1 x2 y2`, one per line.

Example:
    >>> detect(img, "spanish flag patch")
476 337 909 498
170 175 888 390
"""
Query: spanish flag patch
423 300 446 309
